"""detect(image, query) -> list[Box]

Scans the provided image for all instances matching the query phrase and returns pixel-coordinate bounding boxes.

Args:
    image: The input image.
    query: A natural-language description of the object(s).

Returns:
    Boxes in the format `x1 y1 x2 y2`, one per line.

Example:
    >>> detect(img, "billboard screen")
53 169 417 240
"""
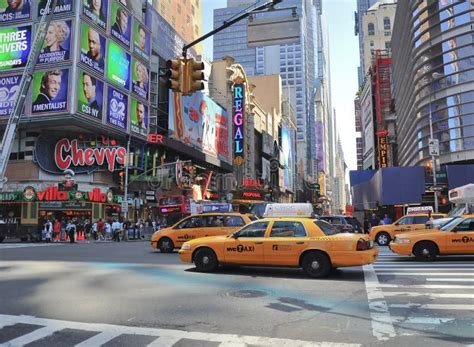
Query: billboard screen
31 68 69 115
0 74 21 117
133 21 150 60
110 1 131 47
0 25 31 71
106 85 128 129
106 40 130 90
130 97 148 136
79 22 105 75
77 69 104 119
82 0 108 30
0 0 31 23
281 126 295 192
131 57 148 100
38 0 73 16
169 91 230 162
37 19 72 64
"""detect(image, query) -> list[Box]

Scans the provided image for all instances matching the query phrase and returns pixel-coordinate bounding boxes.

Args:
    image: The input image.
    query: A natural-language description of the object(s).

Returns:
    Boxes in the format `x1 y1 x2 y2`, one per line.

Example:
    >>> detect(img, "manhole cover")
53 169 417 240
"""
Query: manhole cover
227 290 267 298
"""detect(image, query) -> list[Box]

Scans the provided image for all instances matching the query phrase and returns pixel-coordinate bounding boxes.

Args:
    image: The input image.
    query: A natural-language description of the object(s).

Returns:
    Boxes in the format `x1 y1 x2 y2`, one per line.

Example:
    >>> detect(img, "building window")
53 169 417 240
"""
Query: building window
368 23 375 36
385 41 391 50
177 4 181 14
191 5 195 15
195 25 199 35
187 15 191 23
370 40 374 47
384 31 391 36
383 17 391 30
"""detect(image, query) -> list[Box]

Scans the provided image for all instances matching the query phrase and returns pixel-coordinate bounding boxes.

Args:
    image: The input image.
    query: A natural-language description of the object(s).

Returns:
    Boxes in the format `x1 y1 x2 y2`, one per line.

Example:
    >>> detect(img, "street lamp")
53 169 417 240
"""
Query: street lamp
428 72 444 212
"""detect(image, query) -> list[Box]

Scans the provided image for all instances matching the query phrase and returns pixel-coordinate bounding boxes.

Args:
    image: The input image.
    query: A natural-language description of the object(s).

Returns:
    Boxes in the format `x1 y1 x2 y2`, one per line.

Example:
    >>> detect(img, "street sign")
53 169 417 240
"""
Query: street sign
202 203 232 213
121 201 128 212
429 139 439 156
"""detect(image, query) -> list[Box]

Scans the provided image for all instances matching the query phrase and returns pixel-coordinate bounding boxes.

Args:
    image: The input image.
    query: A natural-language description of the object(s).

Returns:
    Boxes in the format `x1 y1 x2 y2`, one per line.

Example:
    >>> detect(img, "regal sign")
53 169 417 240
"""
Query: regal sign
233 84 245 166
35 136 127 174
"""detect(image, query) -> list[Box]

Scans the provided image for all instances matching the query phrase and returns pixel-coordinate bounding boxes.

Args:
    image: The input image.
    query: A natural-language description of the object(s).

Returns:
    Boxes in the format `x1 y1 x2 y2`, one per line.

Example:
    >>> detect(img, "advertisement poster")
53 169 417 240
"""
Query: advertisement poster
82 0 108 30
37 19 72 64
37 0 73 16
131 58 149 100
133 21 150 60
110 1 131 47
107 40 130 90
0 25 31 71
0 0 30 23
169 91 230 162
0 74 21 116
281 126 295 191
79 22 105 75
31 68 69 115
130 97 148 136
106 85 128 129
77 69 103 119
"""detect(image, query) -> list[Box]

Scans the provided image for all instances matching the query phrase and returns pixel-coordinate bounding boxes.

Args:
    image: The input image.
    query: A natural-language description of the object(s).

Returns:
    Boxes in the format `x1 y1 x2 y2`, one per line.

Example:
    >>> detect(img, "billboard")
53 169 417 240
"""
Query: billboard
281 126 295 192
0 25 31 71
106 85 128 129
315 121 326 173
169 91 230 162
37 19 72 64
233 84 245 166
131 57 148 100
37 0 73 16
31 68 70 115
79 22 105 75
82 0 108 30
106 40 130 90
110 1 131 47
130 97 148 136
0 0 31 23
0 74 21 117
77 69 104 119
133 20 150 60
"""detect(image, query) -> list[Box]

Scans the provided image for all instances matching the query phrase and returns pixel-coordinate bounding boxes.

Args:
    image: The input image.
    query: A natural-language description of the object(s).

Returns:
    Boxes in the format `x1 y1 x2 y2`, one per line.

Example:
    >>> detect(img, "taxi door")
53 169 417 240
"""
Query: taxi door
411 216 430 231
200 215 226 237
393 216 415 234
263 221 308 266
223 221 268 264
447 218 474 254
173 216 204 246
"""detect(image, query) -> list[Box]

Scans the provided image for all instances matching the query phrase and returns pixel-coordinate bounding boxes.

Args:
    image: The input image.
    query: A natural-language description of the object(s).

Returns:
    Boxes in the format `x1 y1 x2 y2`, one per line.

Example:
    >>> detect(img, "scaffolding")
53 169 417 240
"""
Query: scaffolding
373 49 392 126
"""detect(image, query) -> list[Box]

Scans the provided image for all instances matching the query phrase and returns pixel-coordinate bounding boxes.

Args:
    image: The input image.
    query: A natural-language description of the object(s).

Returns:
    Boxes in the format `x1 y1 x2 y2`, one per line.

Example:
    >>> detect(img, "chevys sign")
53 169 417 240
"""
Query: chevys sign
35 136 127 174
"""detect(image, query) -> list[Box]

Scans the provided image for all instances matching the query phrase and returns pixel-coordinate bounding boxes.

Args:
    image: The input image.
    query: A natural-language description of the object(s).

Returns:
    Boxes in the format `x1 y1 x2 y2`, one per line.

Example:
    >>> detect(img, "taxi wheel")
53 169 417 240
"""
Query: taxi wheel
414 241 438 261
158 237 174 253
375 232 391 246
194 248 218 272
301 252 331 278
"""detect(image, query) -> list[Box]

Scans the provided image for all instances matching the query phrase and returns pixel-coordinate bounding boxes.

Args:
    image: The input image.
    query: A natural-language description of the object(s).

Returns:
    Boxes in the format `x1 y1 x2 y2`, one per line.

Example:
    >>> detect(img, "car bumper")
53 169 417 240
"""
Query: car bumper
389 242 412 255
332 247 379 267
178 249 193 263
150 240 158 250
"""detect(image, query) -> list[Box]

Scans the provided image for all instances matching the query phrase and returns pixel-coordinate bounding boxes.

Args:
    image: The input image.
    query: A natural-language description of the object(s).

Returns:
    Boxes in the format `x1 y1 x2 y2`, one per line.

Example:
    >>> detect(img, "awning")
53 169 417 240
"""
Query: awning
446 164 474 189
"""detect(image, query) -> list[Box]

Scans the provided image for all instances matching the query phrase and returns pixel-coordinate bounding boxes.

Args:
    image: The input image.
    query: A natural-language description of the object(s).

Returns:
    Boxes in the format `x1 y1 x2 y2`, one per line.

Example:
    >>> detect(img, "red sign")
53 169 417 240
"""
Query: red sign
242 178 262 189
242 191 263 199
148 134 164 144
36 186 111 203
54 138 126 172
160 206 182 214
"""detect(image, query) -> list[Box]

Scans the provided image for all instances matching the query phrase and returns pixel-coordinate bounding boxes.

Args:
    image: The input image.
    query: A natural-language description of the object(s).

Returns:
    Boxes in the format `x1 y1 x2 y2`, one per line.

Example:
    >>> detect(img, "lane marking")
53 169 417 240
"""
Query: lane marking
0 314 360 347
76 331 122 347
377 272 474 276
426 278 474 282
375 284 473 289
363 264 396 342
375 264 474 267
390 316 456 324
147 336 187 346
374 268 474 271
0 243 63 249
389 304 474 310
3 326 60 346
383 292 474 299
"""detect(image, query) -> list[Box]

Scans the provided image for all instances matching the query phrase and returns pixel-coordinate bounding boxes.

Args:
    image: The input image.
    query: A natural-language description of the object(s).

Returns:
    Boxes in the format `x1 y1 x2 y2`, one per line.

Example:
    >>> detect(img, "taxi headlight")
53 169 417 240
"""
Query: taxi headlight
395 238 411 244
181 243 192 251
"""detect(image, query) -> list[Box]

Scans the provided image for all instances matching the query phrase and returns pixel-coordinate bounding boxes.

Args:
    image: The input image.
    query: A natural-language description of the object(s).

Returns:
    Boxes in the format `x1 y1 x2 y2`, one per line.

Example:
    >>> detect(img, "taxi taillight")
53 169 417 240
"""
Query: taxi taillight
356 238 368 251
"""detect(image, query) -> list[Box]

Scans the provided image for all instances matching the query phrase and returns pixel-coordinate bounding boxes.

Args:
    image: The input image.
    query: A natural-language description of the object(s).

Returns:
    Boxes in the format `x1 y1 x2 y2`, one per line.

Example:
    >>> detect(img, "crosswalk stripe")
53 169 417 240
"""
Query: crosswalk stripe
383 292 474 298
426 278 474 282
147 336 185 347
75 331 122 347
368 283 474 289
3 326 60 346
377 272 474 276
390 316 455 324
389 304 474 310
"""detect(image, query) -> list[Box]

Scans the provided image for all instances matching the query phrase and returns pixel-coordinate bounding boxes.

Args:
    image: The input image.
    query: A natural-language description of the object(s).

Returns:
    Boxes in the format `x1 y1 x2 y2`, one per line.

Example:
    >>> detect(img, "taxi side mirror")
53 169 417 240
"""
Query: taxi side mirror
232 233 239 239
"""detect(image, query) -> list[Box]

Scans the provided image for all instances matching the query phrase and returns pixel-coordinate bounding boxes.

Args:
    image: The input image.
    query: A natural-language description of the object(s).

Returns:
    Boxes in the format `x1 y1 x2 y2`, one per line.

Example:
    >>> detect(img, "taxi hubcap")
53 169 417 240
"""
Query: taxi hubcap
422 248 430 256
163 241 170 248
202 256 210 265
378 235 388 244
311 261 320 270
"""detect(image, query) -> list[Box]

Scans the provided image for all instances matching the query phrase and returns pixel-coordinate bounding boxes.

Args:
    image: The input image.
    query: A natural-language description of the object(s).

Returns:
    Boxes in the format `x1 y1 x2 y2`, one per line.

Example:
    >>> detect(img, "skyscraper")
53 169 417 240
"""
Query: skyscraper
354 0 378 85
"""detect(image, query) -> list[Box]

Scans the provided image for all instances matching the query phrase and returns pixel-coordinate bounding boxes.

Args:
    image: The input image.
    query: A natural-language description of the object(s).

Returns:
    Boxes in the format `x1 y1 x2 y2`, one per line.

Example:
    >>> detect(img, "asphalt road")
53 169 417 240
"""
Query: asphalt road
0 241 473 346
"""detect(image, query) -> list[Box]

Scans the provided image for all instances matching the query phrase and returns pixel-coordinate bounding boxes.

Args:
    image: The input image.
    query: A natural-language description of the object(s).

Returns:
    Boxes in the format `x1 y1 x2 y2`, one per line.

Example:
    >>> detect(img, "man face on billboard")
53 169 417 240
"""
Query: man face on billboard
116 9 128 33
138 26 146 50
137 102 145 127
87 29 101 60
7 0 23 9
83 73 96 102
41 71 62 99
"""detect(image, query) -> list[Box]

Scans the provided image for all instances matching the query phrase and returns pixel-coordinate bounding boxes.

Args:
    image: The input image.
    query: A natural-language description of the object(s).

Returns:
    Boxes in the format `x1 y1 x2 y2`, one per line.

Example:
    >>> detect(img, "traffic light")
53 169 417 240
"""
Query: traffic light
165 58 184 92
118 171 125 192
182 58 205 95
424 161 432 176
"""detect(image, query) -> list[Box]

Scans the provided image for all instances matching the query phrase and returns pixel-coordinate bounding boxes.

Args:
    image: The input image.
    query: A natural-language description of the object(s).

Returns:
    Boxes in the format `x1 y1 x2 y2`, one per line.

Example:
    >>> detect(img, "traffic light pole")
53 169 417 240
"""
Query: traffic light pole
181 0 282 58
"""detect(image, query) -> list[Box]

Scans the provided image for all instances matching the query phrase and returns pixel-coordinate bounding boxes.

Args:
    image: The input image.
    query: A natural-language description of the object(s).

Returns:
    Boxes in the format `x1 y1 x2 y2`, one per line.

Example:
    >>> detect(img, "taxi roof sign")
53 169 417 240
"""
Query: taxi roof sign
406 206 433 214
263 203 314 218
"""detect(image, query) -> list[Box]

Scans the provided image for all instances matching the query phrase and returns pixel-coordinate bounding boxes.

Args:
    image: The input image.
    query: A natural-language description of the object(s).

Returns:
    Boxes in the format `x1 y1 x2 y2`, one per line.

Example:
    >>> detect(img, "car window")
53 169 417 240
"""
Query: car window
346 217 361 227
440 217 463 231
314 220 339 235
176 216 203 229
433 215 445 220
224 216 245 227
203 216 224 227
453 218 474 232
234 222 268 238
270 221 307 237
413 216 429 224
397 217 414 225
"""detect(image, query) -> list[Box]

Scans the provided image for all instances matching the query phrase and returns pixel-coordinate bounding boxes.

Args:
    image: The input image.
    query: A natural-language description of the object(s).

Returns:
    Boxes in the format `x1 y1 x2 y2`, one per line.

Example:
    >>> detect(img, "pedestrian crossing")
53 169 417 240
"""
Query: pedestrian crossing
364 247 474 343
0 314 359 347
0 243 64 250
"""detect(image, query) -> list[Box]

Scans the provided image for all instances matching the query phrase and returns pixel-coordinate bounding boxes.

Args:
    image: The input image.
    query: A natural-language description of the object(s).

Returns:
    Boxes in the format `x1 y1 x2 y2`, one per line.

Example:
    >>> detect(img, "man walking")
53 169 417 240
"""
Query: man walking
66 220 76 243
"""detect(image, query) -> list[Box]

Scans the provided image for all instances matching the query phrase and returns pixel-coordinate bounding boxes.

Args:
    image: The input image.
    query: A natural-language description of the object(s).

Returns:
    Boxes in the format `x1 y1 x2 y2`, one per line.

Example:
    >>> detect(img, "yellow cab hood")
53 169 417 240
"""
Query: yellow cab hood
314 232 370 241
395 229 439 240
185 235 230 245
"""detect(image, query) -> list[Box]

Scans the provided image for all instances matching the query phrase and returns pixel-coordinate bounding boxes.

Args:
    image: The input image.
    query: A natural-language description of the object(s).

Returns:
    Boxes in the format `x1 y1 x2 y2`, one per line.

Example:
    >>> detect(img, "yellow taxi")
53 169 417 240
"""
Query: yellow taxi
178 217 378 278
390 215 474 261
370 213 445 246
151 213 252 253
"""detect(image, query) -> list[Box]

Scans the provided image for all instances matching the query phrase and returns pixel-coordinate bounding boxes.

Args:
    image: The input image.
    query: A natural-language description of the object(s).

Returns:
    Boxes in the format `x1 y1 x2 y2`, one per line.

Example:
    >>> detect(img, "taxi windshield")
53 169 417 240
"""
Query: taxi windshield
314 220 339 235
440 217 463 231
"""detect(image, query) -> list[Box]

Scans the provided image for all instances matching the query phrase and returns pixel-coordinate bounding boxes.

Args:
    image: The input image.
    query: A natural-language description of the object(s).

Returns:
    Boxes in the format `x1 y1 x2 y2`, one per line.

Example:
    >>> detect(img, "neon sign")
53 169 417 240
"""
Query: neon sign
233 83 245 166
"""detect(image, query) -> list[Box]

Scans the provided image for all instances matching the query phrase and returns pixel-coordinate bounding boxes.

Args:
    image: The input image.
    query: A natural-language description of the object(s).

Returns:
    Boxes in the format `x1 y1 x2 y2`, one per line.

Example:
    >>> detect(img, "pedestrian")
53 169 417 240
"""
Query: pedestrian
382 214 392 225
112 218 122 242
122 220 130 241
370 213 380 228
105 221 112 240
85 219 92 240
60 219 67 241
92 219 98 240
363 217 371 234
66 220 76 243
97 218 105 240
45 219 53 243
53 219 61 242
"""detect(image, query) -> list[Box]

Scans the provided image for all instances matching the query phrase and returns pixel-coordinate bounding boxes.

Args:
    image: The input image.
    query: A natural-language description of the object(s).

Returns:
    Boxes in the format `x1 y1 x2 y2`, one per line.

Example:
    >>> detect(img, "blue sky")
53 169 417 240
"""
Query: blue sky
201 0 359 170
